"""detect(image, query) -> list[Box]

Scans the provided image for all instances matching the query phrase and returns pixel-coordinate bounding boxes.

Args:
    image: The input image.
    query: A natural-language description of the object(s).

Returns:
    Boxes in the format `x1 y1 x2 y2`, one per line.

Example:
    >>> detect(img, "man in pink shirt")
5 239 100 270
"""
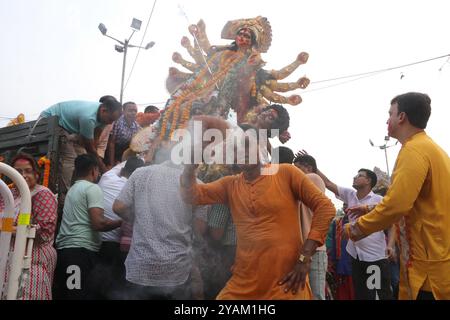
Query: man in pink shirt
294 154 328 300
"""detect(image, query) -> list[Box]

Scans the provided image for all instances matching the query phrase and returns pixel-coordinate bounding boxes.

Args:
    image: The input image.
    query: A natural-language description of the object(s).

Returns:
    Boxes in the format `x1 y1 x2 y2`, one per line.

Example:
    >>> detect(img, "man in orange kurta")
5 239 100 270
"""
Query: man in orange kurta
181 133 335 299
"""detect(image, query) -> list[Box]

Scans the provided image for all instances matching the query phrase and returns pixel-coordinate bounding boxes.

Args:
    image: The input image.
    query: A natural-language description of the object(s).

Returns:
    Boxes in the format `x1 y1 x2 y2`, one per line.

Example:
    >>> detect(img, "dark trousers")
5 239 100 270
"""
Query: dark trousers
97 241 127 299
390 260 400 299
202 244 236 300
351 256 393 300
54 247 100 300
125 274 193 300
417 290 435 300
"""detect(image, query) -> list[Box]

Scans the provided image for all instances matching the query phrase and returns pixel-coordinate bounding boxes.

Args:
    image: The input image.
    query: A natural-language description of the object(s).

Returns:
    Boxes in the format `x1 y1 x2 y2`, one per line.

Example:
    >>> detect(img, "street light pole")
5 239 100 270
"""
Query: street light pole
380 144 390 177
98 19 155 104
119 39 129 104
369 136 398 177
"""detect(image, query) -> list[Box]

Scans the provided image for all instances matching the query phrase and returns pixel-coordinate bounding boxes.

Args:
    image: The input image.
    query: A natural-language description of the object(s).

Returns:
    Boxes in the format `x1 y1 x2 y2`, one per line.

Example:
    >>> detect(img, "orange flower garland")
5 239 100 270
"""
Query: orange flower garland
38 156 51 188
136 112 160 127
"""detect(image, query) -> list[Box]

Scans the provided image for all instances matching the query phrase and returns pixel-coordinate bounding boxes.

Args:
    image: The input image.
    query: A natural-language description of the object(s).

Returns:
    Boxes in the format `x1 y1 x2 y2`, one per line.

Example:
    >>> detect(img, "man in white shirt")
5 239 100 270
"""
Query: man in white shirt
299 150 392 300
112 156 208 300
97 156 144 299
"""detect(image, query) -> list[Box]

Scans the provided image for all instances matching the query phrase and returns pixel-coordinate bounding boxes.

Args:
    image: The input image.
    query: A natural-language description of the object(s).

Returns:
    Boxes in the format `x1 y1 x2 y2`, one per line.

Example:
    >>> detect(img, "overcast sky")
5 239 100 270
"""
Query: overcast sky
1 0 449 205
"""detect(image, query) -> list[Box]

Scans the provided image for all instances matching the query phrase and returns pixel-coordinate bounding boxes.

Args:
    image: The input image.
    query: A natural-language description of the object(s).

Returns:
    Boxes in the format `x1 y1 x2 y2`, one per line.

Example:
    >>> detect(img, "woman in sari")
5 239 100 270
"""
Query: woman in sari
0 153 57 300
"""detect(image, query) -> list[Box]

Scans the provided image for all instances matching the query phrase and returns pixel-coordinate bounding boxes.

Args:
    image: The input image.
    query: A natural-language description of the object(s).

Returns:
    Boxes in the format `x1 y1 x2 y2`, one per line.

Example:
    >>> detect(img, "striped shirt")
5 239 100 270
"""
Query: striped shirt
208 204 236 246
112 115 140 148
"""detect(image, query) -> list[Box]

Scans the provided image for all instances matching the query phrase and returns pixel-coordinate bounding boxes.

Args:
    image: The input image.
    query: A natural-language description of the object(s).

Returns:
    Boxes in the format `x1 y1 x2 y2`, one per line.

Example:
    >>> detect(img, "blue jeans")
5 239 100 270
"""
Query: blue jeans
309 251 328 300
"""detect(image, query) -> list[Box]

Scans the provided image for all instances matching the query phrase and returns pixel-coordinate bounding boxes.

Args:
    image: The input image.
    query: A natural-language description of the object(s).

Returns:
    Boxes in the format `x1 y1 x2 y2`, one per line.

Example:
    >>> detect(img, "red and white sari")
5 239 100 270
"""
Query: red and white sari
0 184 57 300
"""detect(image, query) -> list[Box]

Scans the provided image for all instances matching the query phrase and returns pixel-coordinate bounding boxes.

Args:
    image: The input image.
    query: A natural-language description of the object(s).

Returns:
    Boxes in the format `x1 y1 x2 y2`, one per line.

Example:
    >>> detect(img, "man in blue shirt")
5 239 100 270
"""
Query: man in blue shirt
40 95 122 195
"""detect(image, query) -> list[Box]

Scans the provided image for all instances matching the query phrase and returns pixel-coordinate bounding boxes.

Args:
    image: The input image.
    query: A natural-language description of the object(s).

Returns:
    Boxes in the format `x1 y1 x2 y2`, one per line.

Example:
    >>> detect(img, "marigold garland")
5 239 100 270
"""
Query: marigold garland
38 156 51 188
160 51 246 140
136 112 160 127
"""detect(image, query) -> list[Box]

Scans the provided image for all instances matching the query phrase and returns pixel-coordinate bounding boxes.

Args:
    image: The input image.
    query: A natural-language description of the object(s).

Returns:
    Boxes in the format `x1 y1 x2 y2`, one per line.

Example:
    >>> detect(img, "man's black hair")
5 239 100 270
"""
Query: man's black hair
293 154 318 173
359 168 378 189
74 154 98 178
144 105 159 113
99 95 122 113
272 146 294 164
390 92 431 129
123 101 137 111
264 104 290 133
123 156 145 176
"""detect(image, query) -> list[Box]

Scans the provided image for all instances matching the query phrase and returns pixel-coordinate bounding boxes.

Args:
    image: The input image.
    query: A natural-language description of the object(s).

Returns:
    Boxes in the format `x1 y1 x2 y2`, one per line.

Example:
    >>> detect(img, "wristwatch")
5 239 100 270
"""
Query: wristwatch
298 254 312 263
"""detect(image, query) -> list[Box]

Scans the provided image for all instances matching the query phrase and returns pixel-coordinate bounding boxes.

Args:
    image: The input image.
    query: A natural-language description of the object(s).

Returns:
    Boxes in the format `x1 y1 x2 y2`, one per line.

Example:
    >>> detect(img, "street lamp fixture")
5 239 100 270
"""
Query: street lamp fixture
114 45 124 53
145 41 155 50
369 136 398 177
98 18 155 103
131 18 142 31
98 23 107 36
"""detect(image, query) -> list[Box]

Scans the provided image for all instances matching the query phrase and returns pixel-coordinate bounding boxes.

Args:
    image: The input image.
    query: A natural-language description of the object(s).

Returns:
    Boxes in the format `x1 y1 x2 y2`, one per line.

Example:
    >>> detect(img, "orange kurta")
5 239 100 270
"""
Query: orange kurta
188 164 335 299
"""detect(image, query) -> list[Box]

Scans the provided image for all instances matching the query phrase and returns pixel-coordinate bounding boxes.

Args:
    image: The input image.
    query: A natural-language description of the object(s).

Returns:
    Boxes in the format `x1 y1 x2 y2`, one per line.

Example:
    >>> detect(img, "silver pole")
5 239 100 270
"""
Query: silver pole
384 146 390 177
0 180 15 297
120 39 129 104
0 163 32 300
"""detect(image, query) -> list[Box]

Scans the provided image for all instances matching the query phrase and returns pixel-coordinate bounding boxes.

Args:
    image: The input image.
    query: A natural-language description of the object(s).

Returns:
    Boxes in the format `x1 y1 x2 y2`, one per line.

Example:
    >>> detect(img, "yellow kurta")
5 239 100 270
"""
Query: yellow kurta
356 132 450 300
188 164 336 300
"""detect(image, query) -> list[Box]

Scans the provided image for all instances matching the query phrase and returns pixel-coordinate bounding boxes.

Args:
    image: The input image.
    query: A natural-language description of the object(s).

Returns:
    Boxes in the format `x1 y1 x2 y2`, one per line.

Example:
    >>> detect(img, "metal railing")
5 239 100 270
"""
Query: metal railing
0 162 35 300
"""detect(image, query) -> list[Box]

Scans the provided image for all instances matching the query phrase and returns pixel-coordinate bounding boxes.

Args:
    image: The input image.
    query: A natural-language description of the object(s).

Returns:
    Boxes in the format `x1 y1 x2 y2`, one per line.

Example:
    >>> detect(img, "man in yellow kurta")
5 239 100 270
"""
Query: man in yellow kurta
346 92 450 300
181 125 336 299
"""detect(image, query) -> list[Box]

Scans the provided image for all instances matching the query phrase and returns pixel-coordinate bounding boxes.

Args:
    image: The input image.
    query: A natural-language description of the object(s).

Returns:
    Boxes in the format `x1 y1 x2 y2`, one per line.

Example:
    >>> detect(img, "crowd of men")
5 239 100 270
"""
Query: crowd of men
1 91 449 300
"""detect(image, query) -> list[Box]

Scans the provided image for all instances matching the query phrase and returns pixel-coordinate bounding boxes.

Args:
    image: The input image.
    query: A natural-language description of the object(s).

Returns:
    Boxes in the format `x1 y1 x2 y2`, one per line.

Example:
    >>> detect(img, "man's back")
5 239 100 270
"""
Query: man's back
116 161 207 287
300 172 327 249
98 165 127 243
56 180 104 252
41 100 101 139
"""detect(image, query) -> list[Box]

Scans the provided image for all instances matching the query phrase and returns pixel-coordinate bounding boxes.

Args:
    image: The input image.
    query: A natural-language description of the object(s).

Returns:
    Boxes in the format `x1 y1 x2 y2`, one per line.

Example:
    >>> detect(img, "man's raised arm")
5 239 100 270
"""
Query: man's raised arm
180 164 200 204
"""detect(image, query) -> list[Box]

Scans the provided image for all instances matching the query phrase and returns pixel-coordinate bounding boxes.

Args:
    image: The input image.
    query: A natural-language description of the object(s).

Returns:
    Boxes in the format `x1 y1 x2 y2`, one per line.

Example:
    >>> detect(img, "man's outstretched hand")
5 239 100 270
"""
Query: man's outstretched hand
294 149 309 159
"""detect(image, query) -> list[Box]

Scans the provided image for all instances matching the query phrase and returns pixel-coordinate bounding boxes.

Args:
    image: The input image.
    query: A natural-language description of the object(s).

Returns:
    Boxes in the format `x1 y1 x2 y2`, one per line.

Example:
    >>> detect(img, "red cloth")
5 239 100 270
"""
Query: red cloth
335 275 355 300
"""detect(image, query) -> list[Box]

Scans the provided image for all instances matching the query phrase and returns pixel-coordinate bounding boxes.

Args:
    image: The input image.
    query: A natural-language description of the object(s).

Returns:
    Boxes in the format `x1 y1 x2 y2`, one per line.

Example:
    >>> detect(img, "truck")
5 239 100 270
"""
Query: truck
0 116 61 194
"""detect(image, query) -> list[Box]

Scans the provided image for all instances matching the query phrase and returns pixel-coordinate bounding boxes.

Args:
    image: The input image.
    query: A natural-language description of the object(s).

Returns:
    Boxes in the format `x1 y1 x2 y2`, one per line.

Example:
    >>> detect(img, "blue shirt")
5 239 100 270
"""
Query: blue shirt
40 100 101 139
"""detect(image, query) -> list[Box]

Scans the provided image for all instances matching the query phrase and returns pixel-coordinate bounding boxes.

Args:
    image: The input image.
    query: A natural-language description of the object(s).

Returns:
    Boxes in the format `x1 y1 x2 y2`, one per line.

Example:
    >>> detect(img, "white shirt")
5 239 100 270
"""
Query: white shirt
98 163 127 243
337 186 386 262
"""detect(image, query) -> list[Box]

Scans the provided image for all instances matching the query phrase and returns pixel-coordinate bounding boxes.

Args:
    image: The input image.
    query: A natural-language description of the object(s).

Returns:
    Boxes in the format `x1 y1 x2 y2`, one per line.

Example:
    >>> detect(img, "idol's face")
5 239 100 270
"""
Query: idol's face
236 28 253 49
